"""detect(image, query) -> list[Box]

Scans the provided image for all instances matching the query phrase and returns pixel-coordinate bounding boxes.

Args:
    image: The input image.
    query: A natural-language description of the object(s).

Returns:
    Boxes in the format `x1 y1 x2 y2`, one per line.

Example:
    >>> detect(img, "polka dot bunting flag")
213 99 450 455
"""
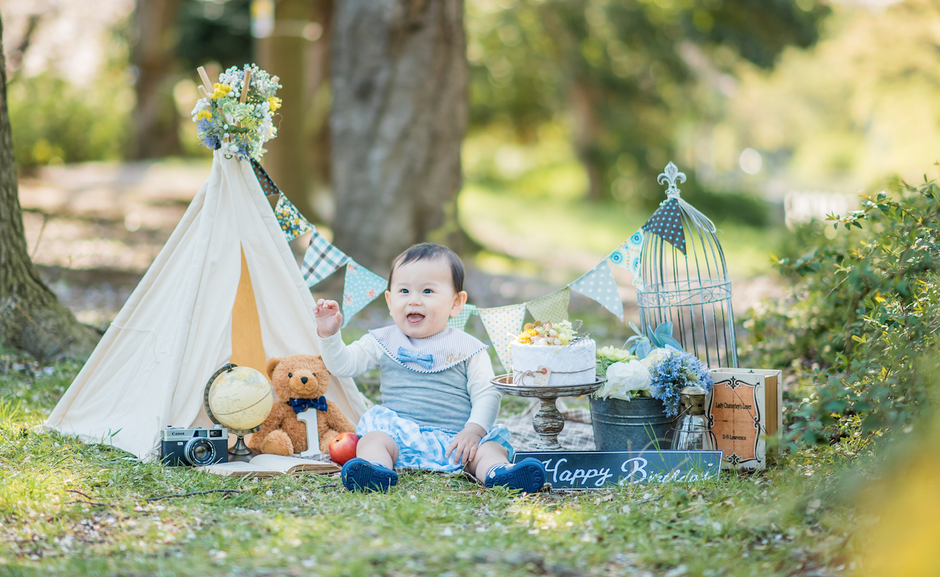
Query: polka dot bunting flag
477 303 527 372
642 198 686 255
341 261 388 328
448 303 478 330
525 288 570 324
568 260 624 321
250 158 281 197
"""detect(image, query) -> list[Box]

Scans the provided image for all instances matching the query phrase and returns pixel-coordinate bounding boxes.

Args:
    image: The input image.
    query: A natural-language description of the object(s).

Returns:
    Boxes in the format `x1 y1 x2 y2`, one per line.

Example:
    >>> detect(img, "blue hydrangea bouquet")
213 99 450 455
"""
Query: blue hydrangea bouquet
594 322 713 417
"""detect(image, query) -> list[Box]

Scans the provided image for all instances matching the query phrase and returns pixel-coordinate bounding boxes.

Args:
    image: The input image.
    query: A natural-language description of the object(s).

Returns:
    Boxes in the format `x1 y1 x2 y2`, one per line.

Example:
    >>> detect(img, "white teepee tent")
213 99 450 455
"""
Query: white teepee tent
45 151 367 459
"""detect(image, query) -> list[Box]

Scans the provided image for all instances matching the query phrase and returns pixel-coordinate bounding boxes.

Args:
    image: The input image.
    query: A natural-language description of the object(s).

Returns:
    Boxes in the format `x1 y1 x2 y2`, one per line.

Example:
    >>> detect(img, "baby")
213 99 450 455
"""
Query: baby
314 243 545 493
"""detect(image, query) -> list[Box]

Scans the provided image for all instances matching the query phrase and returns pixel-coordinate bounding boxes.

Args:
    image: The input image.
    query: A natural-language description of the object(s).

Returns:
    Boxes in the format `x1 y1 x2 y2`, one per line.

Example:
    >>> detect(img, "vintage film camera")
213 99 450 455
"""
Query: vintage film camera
160 425 228 466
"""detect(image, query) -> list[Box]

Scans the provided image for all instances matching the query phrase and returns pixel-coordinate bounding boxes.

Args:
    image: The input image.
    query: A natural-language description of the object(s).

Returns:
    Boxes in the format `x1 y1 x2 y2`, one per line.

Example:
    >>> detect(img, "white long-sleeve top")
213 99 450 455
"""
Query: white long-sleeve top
317 330 501 432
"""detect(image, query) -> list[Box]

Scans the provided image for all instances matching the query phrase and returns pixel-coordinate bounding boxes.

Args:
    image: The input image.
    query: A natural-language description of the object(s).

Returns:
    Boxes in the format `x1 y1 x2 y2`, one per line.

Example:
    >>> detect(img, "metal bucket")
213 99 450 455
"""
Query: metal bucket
590 396 675 451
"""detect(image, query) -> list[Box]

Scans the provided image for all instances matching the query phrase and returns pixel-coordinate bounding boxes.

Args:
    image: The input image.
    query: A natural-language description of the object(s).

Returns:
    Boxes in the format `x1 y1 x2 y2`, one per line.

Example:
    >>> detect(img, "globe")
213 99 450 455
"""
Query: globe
205 365 273 432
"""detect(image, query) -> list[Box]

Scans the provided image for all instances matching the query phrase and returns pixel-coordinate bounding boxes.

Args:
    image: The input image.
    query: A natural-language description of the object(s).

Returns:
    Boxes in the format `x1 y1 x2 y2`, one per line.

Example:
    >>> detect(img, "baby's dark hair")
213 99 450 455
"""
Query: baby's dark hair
388 243 465 293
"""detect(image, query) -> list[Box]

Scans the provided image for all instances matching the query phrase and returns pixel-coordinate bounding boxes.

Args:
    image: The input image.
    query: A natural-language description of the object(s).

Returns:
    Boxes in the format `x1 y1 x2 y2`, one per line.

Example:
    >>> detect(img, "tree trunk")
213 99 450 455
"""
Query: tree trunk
569 81 603 201
331 0 468 271
306 0 334 203
0 15 99 360
131 0 183 159
256 0 318 222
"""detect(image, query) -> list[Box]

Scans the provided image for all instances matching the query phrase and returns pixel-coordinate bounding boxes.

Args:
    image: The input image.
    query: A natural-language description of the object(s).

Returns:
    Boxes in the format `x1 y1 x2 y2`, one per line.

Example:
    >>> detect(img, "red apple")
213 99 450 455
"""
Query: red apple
329 432 360 465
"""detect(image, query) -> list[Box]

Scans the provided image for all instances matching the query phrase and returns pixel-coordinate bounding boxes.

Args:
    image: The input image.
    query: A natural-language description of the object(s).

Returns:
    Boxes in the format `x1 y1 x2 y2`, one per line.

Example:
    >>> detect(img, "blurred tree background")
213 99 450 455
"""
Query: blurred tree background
3 0 939 266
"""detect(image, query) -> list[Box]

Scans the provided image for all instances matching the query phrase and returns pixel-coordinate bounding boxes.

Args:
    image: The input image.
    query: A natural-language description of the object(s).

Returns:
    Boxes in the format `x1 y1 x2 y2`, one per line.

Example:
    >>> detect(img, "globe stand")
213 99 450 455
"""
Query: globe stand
204 363 269 463
229 435 253 462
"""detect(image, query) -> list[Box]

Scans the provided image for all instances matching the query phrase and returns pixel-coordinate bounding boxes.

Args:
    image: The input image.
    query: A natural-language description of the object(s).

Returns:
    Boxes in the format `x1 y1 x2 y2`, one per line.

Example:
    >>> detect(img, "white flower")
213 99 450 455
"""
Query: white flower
639 347 671 369
597 360 651 400
191 99 208 116
259 114 273 140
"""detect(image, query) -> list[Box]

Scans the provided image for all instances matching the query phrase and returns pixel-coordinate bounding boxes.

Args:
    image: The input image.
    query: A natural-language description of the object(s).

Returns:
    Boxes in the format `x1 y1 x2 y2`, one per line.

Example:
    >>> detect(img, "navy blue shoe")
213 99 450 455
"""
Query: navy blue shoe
341 458 398 492
484 458 546 493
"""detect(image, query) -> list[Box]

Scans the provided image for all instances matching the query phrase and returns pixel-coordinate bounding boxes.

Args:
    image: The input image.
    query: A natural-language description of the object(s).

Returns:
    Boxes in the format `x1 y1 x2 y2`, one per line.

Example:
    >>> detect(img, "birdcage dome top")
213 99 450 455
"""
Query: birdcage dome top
637 162 737 367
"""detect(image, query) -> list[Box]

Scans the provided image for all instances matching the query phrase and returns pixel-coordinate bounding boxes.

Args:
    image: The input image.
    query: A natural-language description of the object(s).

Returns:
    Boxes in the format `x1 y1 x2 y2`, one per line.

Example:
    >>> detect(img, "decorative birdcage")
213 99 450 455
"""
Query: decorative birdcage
636 162 738 368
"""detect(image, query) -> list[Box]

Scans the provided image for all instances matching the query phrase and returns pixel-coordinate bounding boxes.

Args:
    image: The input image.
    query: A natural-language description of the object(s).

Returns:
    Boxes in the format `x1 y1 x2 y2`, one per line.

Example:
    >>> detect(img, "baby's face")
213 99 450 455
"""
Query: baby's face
385 258 467 339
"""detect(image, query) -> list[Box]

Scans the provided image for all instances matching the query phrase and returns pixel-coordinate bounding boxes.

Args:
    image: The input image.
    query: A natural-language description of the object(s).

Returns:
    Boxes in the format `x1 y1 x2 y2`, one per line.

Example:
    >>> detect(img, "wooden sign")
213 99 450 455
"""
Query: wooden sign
513 450 723 490
708 368 783 471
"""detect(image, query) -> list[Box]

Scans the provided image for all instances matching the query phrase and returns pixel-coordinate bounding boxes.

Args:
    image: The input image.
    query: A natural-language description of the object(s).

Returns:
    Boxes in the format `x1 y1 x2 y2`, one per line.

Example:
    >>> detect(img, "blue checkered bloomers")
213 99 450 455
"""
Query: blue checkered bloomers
356 405 514 472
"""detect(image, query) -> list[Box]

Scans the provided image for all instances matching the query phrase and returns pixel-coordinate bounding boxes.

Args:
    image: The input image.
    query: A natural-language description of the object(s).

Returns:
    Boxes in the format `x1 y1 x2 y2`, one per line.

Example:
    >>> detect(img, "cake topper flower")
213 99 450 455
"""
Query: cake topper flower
191 64 282 161
516 320 577 346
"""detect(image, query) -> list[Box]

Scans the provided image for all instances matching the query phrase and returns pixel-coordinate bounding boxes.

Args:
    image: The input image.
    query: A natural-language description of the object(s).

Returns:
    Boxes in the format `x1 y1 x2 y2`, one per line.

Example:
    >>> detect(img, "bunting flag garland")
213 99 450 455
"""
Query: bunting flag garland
609 228 645 290
568 260 624 321
448 303 478 330
525 288 570 324
274 194 314 241
301 231 349 288
250 158 281 196
341 261 388 328
247 158 719 353
477 303 527 371
642 197 686 255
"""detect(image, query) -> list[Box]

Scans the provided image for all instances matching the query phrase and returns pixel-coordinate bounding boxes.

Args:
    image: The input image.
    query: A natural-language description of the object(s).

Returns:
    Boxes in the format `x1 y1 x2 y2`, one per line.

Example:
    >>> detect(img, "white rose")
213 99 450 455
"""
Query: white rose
601 360 652 400
639 347 671 369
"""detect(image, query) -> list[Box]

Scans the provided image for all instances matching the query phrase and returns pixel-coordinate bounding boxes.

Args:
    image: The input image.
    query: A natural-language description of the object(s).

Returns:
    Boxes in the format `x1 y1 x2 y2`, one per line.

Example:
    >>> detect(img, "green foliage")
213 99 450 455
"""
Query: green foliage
9 72 133 169
742 175 940 445
467 0 828 205
176 0 253 72
726 0 940 185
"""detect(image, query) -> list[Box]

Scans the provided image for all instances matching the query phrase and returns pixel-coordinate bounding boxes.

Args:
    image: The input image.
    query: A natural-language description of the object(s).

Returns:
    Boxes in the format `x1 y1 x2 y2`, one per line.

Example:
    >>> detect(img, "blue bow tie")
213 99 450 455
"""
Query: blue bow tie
396 346 434 369
288 396 328 414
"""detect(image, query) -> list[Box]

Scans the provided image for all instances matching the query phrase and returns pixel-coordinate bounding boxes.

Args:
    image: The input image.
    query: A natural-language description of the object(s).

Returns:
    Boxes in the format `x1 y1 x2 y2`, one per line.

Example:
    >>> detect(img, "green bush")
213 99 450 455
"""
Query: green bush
741 175 940 446
8 71 133 169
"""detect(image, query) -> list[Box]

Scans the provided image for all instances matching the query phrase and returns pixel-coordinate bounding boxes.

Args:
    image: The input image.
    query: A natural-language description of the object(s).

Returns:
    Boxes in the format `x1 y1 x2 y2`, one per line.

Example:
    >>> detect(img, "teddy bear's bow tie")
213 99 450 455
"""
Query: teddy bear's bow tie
396 347 433 369
288 396 328 414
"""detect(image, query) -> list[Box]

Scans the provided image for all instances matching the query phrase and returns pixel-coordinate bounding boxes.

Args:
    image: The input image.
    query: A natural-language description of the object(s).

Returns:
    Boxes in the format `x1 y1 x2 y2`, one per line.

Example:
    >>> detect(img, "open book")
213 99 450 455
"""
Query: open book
198 454 340 477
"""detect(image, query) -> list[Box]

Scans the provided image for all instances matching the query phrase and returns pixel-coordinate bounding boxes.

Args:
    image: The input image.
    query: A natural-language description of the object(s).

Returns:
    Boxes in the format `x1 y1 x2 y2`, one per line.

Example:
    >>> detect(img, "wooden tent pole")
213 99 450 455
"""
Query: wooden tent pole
197 66 213 93
240 68 252 103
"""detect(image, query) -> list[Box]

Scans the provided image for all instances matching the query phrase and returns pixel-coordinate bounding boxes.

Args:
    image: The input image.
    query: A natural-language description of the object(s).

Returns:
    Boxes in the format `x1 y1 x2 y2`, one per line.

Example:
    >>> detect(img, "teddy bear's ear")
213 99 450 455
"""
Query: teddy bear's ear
265 358 281 380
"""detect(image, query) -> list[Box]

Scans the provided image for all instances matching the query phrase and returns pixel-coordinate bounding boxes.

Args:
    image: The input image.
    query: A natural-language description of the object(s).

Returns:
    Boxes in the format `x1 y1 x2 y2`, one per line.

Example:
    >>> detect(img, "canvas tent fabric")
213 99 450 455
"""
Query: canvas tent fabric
44 152 368 459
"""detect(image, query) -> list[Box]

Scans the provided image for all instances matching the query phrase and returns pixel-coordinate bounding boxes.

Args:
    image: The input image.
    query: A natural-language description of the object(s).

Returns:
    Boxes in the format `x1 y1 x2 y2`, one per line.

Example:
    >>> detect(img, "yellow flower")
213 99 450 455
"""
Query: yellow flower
516 328 540 344
212 83 233 99
195 109 212 121
267 96 282 112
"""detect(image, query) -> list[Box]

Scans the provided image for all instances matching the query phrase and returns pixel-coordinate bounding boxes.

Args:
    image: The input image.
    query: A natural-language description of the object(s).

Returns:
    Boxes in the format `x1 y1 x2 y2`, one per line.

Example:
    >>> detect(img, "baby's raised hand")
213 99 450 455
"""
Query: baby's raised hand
314 299 343 337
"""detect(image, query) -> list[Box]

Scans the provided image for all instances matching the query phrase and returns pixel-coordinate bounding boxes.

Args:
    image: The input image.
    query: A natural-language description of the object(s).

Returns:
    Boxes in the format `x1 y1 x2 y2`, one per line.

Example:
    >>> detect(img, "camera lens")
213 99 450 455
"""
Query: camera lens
184 438 218 466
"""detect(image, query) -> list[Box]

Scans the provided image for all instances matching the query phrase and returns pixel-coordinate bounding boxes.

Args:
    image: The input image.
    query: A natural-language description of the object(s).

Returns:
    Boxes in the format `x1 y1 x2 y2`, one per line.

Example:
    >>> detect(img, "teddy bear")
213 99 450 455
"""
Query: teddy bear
248 354 356 456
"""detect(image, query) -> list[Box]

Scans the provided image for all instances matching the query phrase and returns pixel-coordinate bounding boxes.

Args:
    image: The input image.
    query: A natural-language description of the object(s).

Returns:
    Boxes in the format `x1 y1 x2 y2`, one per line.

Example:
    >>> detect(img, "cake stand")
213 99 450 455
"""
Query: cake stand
492 374 605 451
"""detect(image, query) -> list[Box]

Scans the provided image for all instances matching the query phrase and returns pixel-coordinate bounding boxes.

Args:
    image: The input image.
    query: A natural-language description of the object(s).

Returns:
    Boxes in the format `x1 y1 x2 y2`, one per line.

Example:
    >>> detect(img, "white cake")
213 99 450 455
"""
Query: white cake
511 338 596 386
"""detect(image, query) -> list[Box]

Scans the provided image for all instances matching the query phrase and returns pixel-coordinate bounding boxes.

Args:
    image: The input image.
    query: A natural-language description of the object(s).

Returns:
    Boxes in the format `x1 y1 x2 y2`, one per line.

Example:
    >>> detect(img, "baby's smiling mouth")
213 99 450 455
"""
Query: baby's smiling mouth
406 313 425 324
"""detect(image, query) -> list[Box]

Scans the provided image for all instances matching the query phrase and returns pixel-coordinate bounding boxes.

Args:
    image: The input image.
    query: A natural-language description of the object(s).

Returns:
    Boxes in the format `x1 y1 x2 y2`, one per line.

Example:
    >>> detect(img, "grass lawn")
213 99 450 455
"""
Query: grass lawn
0 355 865 577
1 164 867 575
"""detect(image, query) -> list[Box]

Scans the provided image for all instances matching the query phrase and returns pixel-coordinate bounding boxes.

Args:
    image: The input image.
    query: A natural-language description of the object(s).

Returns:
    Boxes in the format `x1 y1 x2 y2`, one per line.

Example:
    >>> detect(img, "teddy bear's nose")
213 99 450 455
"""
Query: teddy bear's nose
301 377 308 384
